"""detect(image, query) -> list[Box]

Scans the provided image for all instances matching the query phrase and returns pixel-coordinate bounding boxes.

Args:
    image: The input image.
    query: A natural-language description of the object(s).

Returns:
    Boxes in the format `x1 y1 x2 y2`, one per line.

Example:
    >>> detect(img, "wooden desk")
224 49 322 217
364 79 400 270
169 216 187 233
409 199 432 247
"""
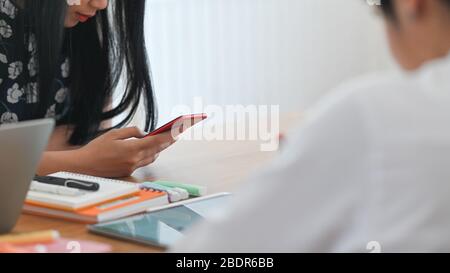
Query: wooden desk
13 113 302 252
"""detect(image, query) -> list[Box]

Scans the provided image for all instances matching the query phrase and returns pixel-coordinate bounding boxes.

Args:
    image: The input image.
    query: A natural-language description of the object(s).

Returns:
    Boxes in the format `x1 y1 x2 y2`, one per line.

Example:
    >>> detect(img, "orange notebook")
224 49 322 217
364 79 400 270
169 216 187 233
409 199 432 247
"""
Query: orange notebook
23 189 169 224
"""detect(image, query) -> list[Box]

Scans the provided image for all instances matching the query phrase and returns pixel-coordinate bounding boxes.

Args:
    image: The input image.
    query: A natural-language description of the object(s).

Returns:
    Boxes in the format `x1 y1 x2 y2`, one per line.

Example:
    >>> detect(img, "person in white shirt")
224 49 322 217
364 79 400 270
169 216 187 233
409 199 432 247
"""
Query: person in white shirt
172 0 450 252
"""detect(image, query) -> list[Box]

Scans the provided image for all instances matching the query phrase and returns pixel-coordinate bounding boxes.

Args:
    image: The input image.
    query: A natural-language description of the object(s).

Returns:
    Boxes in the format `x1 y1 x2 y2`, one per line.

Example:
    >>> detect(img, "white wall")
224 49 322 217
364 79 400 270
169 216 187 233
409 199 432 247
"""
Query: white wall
143 0 393 124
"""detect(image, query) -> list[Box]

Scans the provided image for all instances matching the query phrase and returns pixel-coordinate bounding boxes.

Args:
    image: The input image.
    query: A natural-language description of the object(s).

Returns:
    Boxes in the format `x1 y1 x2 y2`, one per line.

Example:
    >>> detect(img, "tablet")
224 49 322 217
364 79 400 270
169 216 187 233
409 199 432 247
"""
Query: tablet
88 193 232 248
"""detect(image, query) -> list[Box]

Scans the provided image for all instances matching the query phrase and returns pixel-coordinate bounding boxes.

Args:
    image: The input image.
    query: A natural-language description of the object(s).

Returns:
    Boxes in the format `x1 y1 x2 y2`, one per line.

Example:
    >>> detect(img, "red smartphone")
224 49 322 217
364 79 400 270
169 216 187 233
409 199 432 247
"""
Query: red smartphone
146 113 208 137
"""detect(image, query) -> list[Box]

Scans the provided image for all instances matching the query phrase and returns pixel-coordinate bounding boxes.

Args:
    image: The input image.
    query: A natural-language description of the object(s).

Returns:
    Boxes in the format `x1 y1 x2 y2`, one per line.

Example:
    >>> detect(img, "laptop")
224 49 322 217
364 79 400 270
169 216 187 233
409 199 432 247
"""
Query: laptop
0 119 54 234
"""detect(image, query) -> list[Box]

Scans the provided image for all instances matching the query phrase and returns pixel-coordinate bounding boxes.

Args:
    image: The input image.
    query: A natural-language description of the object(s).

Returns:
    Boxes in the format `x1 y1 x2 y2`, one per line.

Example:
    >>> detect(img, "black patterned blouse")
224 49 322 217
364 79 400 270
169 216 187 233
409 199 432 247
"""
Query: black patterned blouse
0 0 70 124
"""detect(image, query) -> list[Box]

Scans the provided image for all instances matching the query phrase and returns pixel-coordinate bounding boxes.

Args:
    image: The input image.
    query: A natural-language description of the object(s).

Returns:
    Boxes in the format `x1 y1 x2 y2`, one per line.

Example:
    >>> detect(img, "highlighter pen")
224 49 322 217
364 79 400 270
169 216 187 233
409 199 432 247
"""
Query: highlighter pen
34 175 100 192
172 187 190 200
153 181 207 197
0 230 60 245
145 184 189 200
140 182 183 203
0 243 28 253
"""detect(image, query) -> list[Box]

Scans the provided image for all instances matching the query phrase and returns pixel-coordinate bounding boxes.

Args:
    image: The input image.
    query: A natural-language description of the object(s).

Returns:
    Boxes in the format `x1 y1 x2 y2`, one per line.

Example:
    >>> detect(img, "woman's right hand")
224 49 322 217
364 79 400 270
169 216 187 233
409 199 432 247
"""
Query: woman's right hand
75 127 176 177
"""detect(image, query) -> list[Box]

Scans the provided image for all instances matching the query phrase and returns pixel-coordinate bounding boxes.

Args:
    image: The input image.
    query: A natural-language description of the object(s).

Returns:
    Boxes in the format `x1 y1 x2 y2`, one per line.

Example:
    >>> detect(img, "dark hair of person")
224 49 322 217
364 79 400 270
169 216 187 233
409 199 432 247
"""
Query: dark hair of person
380 0 450 19
18 0 157 145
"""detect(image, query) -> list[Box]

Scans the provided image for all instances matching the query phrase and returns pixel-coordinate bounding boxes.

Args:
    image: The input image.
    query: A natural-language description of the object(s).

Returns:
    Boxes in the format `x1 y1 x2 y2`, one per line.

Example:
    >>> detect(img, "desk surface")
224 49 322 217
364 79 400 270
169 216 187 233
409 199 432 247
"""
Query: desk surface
14 113 302 252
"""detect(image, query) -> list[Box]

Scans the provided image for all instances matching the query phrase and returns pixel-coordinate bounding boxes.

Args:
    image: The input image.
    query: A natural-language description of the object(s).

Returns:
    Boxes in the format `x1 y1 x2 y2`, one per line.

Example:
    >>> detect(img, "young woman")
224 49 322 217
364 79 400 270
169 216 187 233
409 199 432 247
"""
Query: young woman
173 0 450 252
0 0 175 177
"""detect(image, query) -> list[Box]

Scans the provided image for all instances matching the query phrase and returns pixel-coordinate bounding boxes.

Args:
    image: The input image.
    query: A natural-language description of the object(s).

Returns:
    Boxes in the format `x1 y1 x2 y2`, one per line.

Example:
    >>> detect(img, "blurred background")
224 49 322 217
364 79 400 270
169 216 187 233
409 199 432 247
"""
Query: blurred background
127 0 395 125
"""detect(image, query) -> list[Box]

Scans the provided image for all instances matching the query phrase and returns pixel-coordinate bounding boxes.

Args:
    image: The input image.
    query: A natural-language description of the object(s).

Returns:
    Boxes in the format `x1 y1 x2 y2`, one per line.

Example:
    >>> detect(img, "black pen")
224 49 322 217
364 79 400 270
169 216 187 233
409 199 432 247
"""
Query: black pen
34 175 100 192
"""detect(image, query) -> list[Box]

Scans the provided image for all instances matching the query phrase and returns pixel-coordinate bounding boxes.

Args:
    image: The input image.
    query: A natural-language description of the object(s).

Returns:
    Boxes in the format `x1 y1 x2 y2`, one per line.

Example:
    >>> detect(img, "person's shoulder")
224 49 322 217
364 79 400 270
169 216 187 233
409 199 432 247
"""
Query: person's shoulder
314 70 413 115
297 70 414 141
308 72 391 112
0 0 20 21
336 70 409 101
0 0 21 54
282 73 391 165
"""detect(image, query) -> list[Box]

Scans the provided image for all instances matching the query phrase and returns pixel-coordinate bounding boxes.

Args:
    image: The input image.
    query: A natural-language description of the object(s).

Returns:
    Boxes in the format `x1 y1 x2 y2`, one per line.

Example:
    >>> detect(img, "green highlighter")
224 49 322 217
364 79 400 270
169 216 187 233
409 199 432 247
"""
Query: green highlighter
153 181 207 197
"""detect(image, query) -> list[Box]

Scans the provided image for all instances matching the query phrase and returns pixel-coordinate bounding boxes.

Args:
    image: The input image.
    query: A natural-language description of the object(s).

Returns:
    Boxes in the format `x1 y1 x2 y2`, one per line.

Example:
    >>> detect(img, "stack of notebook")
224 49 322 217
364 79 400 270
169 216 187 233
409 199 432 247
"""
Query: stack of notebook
23 172 169 224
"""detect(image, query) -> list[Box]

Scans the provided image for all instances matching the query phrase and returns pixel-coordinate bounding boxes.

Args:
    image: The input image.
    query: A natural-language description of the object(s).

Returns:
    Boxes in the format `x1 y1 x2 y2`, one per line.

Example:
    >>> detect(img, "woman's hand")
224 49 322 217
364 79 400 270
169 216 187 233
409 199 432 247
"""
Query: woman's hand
37 127 177 178
75 127 176 177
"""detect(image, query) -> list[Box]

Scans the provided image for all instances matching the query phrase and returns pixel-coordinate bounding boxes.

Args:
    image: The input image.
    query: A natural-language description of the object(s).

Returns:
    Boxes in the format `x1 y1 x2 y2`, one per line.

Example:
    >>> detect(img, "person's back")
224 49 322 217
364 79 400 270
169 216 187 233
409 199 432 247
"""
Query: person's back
328 55 450 251
171 54 450 252
172 0 450 252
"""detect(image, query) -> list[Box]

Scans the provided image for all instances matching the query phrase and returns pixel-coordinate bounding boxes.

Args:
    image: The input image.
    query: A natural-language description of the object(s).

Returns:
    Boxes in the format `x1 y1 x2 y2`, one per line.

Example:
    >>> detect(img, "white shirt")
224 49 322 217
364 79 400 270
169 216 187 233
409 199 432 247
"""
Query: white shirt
172 53 450 253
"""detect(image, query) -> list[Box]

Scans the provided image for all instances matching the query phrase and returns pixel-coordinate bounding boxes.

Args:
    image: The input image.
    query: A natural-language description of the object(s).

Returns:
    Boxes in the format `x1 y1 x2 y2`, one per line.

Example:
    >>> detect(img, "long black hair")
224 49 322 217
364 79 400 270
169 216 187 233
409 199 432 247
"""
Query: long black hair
21 0 157 145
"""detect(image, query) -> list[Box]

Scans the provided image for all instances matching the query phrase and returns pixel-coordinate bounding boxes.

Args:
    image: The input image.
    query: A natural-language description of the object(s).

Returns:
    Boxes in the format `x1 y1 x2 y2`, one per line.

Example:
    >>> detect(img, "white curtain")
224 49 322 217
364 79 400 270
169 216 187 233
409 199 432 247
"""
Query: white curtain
140 0 393 124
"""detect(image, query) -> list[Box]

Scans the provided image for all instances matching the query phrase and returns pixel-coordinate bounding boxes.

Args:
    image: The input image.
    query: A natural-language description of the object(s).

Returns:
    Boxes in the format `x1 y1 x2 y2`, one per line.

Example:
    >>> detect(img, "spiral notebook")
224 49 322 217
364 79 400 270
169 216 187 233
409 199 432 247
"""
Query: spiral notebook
23 189 169 223
26 172 140 211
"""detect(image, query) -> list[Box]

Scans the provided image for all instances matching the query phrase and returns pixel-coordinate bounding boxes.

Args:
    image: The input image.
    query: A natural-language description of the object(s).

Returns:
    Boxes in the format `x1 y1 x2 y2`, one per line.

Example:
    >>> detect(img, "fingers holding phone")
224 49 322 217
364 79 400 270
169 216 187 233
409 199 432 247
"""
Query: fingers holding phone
73 127 144 177
130 131 177 167
75 114 207 177
131 131 176 168
130 114 207 169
